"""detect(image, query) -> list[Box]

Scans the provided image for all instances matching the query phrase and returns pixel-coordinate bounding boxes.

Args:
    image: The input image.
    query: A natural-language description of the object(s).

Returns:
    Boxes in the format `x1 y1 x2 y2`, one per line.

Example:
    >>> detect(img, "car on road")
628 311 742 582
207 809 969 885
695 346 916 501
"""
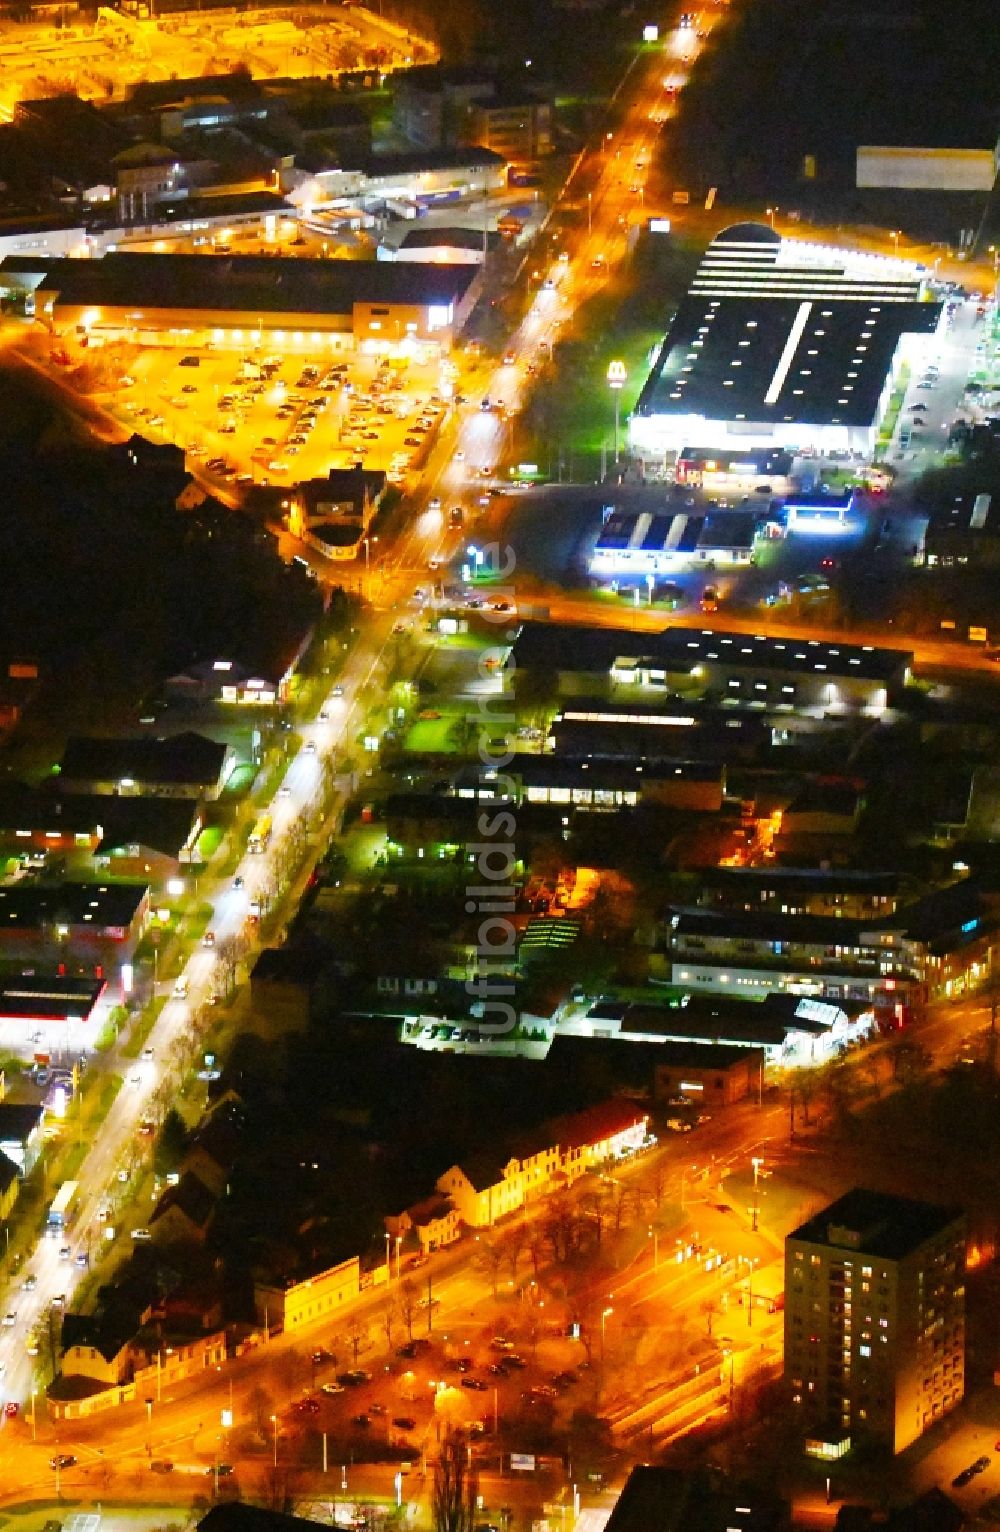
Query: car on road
22 1275 36 1291
952 1468 976 1488
50 1455 76 1470
352 1414 372 1428
58 1245 71 1261
321 1382 345 1395
4 1402 17 1418
461 1377 488 1391
973 1456 991 1473
294 1397 320 1415
151 1460 174 1473
447 1357 473 1373
131 1227 152 1242
2 1311 15 1327
393 1416 417 1431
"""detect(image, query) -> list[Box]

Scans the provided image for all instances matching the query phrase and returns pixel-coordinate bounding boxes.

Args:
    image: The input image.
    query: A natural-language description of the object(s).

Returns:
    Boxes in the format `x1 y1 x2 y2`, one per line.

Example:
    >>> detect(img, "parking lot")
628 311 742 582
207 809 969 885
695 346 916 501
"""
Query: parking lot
115 343 456 489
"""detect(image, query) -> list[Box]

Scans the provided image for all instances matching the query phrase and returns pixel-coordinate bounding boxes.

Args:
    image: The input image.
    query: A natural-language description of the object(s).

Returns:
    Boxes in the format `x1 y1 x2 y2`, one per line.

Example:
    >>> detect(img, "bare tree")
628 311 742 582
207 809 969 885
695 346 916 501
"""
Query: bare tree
399 1278 419 1341
381 1294 398 1351
473 1237 505 1300
432 1428 477 1532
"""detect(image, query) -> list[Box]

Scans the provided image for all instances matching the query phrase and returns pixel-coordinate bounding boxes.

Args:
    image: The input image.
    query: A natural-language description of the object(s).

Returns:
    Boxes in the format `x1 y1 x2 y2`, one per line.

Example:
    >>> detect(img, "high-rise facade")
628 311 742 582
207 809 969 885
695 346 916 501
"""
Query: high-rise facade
785 1188 965 1454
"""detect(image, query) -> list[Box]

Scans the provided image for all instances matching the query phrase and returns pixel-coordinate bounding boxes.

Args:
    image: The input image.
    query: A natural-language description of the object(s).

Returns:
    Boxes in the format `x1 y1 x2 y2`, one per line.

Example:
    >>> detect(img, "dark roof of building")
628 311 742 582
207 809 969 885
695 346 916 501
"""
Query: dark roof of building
399 225 494 252
783 779 864 817
0 975 104 1024
0 881 148 930
716 221 782 247
60 731 228 789
150 1170 217 1232
13 251 478 316
510 622 913 684
0 1150 18 1194
605 1465 789 1532
699 866 900 896
126 73 268 110
127 190 292 227
0 787 200 858
199 1505 335 1532
359 146 505 177
634 226 940 430
407 1195 454 1228
643 1038 765 1070
789 1188 964 1260
0 1103 43 1142
545 1097 647 1151
517 757 724 789
669 904 889 946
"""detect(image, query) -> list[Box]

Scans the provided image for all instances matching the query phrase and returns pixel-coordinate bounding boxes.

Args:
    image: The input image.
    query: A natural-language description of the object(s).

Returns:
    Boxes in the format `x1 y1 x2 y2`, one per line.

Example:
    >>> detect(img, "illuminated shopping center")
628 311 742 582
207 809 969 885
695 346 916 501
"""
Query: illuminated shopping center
629 223 944 463
0 251 480 356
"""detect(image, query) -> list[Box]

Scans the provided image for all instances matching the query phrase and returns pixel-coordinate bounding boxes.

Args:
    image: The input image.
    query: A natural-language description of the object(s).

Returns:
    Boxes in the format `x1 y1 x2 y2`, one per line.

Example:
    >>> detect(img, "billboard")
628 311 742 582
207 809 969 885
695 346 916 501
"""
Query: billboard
857 146 997 192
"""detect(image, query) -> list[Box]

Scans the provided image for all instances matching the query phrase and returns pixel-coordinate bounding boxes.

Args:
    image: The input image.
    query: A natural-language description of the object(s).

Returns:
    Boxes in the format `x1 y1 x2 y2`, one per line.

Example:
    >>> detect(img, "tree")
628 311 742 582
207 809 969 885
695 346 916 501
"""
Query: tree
248 1384 275 1440
154 1107 188 1176
699 1296 718 1338
473 1237 505 1300
381 1294 398 1351
432 1428 477 1532
399 1278 419 1341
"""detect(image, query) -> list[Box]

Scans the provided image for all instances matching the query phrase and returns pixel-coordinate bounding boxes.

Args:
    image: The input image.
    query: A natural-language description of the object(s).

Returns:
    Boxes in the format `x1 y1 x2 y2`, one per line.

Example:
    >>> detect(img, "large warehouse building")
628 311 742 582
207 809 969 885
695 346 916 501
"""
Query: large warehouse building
629 223 943 464
0 251 480 355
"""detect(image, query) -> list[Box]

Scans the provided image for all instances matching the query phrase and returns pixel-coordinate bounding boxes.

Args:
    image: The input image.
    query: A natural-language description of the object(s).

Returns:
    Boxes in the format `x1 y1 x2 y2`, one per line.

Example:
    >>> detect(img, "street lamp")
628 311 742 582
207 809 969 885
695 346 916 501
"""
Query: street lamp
270 1412 279 1467
648 1225 659 1270
600 1304 613 1363
751 1155 764 1232
766 206 777 230
607 359 627 463
891 229 900 256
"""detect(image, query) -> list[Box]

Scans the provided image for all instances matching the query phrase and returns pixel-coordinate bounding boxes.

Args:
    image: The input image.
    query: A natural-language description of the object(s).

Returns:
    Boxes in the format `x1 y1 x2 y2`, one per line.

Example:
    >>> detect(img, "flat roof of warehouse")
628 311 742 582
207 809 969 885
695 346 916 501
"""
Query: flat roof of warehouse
4 252 477 314
634 222 941 429
0 975 104 1022
509 622 913 683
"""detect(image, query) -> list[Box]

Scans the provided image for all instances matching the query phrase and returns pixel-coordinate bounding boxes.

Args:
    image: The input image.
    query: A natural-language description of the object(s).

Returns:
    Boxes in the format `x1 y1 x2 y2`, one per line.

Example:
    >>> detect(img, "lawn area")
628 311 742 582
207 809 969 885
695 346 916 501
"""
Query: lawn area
519 229 702 477
403 711 465 754
220 762 257 800
122 996 166 1061
194 823 224 862
178 901 214 944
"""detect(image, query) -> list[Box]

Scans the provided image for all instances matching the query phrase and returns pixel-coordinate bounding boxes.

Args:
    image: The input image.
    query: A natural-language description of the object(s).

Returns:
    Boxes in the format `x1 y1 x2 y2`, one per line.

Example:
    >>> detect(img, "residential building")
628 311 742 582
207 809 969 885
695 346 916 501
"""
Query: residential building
436 1099 648 1228
254 1255 360 1335
149 1171 217 1245
385 1195 461 1256
629 222 943 465
59 1276 158 1390
58 732 236 801
785 1188 966 1454
180 1095 246 1198
464 89 553 161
